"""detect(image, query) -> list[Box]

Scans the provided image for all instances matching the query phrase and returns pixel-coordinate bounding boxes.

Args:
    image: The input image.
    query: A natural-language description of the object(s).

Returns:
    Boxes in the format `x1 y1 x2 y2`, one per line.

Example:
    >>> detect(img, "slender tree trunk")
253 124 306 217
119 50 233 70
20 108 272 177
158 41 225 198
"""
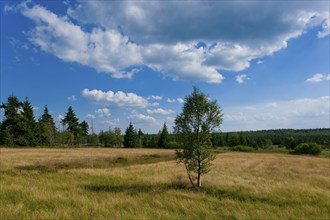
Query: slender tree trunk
185 163 195 187
197 160 202 187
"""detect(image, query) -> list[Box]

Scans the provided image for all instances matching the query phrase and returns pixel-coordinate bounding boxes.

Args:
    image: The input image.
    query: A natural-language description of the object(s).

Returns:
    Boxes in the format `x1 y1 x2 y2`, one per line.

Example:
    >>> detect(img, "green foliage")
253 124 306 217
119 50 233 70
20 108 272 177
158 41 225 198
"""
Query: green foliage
37 106 56 146
86 134 100 146
99 127 122 147
158 123 169 148
124 122 138 148
231 145 255 152
55 131 74 146
293 142 322 155
61 106 80 138
80 121 89 136
228 133 240 147
212 129 330 149
138 128 144 147
0 129 14 146
175 87 223 187
61 106 89 145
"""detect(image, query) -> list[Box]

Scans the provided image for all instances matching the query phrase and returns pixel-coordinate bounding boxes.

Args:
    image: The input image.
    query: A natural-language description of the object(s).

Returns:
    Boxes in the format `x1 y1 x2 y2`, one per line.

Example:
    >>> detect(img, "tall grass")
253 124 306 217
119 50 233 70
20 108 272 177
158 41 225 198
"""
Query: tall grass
1 148 329 219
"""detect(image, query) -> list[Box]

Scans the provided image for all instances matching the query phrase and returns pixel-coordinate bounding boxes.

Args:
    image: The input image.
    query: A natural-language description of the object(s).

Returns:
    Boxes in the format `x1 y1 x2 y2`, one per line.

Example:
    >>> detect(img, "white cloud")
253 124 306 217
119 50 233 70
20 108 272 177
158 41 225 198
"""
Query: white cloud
17 1 329 83
67 95 76 101
33 106 39 111
85 114 96 119
57 114 64 122
20 4 142 79
306 73 330 83
95 108 111 117
318 14 330 38
167 98 176 103
257 60 263 64
81 88 148 108
147 95 162 100
235 74 250 84
167 98 184 103
149 102 160 107
147 108 174 115
177 98 184 104
223 96 330 131
128 113 156 123
102 118 120 127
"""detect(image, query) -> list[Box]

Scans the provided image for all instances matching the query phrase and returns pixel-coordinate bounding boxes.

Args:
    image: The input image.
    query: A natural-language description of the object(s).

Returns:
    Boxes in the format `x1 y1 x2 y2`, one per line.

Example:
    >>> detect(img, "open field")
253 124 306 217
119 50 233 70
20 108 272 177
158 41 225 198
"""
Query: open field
1 148 329 219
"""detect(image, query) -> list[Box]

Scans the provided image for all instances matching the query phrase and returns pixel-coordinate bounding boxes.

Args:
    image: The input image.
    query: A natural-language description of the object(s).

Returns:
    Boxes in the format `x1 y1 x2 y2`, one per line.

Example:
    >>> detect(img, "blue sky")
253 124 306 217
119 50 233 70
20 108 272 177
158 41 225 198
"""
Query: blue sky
1 0 329 133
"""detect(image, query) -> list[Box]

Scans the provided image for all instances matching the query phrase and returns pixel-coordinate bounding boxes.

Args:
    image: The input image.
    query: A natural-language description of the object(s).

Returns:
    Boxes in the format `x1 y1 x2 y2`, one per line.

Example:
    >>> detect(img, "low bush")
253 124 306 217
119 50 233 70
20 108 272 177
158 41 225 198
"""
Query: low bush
231 145 255 152
293 142 322 155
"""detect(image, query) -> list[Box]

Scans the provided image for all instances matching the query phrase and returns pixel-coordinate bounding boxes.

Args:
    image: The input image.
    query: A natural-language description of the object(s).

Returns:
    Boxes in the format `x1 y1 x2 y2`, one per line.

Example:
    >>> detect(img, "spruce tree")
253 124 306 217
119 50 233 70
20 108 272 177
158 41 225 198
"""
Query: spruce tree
158 122 169 148
124 122 138 148
0 95 23 146
80 121 89 136
38 105 56 146
21 98 37 146
61 106 80 144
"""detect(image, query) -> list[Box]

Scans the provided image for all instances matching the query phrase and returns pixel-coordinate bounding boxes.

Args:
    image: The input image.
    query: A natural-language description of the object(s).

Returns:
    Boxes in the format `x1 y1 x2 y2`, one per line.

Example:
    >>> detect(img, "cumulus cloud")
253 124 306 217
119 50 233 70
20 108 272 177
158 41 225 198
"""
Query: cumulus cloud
235 74 250 84
128 113 156 123
102 118 120 127
306 73 330 83
167 98 184 103
81 88 148 108
20 3 142 79
147 108 174 115
167 98 176 103
147 95 162 100
177 98 184 104
149 102 160 107
14 1 330 83
85 114 96 119
67 95 76 101
223 96 330 131
95 108 111 117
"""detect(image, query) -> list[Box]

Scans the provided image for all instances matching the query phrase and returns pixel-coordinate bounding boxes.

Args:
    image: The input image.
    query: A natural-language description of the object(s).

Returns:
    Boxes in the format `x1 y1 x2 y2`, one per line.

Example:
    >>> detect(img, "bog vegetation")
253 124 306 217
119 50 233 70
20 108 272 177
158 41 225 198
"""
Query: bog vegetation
1 148 329 219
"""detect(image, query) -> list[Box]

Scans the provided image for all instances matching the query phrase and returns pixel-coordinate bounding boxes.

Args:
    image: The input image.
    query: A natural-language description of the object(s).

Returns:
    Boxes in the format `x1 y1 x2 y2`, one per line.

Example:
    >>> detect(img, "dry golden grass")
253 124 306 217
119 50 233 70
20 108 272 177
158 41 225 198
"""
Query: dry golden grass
0 147 175 169
0 148 329 219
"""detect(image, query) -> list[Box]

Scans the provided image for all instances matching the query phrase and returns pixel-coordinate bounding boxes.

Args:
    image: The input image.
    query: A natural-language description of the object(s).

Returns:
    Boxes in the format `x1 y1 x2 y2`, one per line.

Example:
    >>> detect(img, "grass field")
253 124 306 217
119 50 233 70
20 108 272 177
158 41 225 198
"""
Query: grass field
1 148 329 219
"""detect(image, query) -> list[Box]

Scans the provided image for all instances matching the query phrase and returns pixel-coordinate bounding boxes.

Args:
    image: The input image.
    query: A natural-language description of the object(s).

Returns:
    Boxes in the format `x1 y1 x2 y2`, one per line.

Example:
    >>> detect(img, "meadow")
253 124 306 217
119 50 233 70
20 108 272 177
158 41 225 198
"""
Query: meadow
0 148 329 219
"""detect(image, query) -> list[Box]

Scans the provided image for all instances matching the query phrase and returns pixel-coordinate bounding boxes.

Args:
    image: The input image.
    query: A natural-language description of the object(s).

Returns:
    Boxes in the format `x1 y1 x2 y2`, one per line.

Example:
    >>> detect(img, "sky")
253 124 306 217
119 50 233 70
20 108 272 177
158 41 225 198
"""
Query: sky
1 0 329 134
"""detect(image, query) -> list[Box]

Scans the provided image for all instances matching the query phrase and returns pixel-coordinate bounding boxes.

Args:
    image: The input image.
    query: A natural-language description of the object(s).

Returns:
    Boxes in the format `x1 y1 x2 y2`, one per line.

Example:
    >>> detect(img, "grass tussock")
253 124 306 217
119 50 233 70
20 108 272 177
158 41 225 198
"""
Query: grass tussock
0 148 329 219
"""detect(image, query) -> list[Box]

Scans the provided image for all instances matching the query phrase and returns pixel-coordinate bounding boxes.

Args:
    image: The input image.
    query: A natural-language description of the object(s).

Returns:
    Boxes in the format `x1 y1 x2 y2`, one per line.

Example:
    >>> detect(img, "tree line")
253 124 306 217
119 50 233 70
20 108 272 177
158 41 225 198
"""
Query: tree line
211 129 330 149
0 95 89 146
0 95 174 148
1 95 329 150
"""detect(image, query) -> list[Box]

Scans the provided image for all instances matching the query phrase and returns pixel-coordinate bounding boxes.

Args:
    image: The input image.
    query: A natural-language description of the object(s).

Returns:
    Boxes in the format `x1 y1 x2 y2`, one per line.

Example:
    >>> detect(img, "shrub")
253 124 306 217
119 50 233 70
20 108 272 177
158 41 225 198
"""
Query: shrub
293 142 322 155
231 145 255 152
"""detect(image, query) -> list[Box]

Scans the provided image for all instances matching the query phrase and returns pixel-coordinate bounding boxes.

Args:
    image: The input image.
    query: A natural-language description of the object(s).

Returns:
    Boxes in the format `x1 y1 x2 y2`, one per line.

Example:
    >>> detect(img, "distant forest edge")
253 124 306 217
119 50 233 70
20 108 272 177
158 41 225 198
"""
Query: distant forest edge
0 95 329 150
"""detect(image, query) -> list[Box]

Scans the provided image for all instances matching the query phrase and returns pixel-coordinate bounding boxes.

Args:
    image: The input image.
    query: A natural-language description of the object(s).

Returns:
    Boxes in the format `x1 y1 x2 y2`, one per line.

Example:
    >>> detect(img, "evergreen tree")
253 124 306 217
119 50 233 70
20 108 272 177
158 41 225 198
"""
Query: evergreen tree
113 127 122 147
20 98 37 146
0 95 23 146
38 105 56 146
80 121 89 136
138 128 144 147
158 122 169 148
61 106 80 144
124 122 138 148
